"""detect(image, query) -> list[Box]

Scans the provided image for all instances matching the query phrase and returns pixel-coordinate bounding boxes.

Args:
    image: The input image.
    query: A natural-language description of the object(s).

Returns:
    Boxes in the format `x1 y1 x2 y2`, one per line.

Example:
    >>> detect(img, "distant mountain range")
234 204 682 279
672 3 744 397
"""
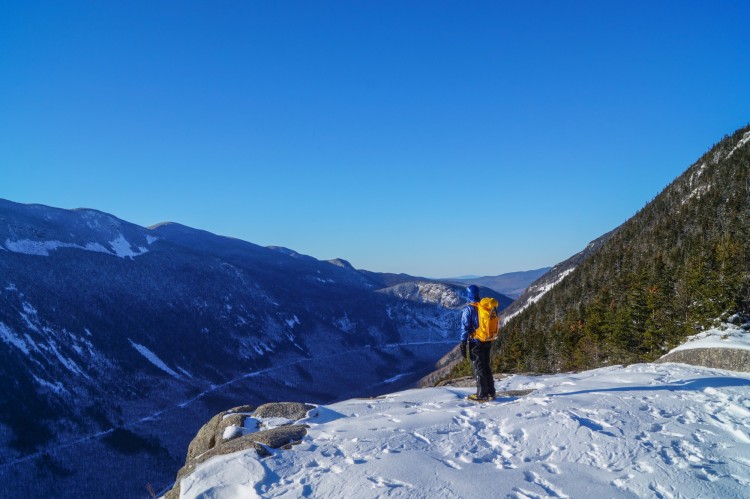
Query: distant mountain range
449 268 552 299
0 199 512 498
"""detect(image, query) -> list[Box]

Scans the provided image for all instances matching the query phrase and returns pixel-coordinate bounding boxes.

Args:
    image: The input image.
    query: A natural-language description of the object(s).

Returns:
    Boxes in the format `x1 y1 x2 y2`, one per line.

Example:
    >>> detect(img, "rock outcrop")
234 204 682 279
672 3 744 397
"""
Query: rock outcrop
657 348 750 373
162 402 314 499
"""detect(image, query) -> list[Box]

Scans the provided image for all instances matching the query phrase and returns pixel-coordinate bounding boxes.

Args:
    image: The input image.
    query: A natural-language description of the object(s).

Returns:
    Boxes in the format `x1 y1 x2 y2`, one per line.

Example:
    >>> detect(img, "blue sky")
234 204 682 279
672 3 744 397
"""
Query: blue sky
2 1 749 277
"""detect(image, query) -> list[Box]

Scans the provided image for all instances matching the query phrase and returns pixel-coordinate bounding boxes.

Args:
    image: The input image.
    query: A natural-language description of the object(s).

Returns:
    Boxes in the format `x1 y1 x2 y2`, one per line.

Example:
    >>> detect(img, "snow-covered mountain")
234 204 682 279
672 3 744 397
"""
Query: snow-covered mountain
165 324 750 498
0 199 511 498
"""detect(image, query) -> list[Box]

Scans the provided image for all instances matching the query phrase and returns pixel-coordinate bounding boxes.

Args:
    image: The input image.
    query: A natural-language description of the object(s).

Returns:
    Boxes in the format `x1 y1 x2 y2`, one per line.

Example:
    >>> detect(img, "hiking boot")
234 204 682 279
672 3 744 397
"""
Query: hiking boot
467 394 490 402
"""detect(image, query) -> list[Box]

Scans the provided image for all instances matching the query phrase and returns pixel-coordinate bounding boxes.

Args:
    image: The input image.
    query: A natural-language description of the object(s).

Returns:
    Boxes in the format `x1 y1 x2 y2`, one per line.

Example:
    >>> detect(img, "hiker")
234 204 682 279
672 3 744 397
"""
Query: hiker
460 285 497 401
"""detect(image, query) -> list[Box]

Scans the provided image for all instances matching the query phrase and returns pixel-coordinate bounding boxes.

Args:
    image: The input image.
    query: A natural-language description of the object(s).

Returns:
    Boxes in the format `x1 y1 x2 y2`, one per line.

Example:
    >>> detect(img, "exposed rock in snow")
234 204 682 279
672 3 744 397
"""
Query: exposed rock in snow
163 403 314 499
658 323 750 372
658 348 750 373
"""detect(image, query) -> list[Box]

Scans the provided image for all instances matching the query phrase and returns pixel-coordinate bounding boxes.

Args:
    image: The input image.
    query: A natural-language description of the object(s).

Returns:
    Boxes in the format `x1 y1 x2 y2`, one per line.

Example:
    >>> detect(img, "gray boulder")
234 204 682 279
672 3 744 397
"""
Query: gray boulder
657 348 750 372
161 402 312 499
253 401 315 420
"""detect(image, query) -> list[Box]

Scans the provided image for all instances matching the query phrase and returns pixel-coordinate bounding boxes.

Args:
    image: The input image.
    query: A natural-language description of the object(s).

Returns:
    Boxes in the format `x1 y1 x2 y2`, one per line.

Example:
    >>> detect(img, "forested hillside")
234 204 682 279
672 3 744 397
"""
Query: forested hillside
490 124 750 373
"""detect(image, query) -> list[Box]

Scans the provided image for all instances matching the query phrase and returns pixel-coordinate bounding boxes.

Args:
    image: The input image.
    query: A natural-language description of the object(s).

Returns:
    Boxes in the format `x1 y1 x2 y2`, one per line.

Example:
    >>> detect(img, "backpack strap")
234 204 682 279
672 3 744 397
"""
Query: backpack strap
468 302 479 339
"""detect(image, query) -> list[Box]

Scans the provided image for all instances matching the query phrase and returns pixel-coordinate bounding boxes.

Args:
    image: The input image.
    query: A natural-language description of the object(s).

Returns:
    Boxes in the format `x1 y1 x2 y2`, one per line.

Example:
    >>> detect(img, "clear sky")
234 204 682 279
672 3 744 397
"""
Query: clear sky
2 1 749 278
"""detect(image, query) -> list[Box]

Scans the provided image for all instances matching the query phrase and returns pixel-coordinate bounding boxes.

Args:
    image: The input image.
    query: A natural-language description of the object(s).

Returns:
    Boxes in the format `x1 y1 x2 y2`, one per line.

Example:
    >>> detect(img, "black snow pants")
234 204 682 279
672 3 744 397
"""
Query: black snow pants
470 340 495 398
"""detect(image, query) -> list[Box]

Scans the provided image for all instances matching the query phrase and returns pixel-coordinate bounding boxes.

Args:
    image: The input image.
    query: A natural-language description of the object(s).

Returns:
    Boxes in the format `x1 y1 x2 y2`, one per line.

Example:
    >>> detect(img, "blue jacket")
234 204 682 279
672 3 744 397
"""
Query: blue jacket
461 304 479 343
460 285 480 342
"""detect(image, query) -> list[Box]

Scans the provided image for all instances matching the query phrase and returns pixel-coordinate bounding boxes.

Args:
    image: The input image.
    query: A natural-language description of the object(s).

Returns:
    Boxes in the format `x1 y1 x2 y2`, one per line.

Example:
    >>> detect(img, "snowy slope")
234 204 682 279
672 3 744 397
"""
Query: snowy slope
177 363 750 498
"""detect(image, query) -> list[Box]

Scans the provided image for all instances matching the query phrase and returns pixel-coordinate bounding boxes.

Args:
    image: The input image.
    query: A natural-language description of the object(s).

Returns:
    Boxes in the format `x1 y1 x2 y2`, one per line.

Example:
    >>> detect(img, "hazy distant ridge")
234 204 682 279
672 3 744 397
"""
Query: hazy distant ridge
448 268 551 298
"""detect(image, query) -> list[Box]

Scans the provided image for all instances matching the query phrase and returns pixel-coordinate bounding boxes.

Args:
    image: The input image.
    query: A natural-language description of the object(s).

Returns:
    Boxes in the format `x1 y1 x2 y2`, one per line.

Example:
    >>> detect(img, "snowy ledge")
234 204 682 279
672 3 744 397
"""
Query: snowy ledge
667 323 750 353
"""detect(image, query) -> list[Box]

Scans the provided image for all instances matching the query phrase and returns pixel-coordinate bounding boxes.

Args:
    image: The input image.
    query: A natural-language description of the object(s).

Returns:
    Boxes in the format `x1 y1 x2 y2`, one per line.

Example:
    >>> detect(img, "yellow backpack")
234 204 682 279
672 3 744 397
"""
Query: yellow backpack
471 297 500 342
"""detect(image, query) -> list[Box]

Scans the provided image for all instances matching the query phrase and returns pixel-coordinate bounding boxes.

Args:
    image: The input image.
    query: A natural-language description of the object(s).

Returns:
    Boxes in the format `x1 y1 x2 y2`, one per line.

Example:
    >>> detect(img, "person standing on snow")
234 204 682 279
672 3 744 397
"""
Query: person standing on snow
460 285 496 401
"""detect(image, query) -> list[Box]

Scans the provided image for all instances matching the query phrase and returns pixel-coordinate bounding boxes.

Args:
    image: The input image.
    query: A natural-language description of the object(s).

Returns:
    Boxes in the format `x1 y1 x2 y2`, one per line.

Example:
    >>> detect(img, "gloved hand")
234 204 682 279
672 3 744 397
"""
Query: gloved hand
459 340 467 359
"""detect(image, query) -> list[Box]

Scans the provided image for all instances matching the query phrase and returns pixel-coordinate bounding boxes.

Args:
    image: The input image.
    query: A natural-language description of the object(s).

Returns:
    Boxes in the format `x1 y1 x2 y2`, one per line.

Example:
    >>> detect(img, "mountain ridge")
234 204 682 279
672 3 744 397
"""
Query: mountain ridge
492 123 750 374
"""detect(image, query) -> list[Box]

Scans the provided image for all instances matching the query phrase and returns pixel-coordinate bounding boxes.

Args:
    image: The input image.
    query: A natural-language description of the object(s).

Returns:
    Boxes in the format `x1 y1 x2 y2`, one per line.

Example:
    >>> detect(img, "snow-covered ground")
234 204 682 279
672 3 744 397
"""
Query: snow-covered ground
178 359 750 498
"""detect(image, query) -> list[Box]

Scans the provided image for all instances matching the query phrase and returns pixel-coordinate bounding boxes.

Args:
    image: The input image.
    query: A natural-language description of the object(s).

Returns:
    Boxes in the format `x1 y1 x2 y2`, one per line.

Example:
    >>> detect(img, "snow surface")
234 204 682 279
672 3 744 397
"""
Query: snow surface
3 239 108 257
3 235 148 259
502 268 575 325
527 268 575 306
178 361 750 498
0 321 30 355
108 234 148 258
669 323 750 353
129 339 182 379
683 163 711 205
726 131 750 159
32 374 66 395
285 315 300 329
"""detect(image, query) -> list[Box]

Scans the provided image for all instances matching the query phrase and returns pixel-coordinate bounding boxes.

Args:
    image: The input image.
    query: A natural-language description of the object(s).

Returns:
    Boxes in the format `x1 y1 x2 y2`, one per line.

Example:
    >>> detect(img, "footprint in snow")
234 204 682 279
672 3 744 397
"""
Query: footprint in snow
523 470 569 498
542 463 561 475
648 481 675 499
568 412 619 438
412 431 431 445
366 476 413 489
461 407 479 418
440 459 462 470
380 413 401 423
